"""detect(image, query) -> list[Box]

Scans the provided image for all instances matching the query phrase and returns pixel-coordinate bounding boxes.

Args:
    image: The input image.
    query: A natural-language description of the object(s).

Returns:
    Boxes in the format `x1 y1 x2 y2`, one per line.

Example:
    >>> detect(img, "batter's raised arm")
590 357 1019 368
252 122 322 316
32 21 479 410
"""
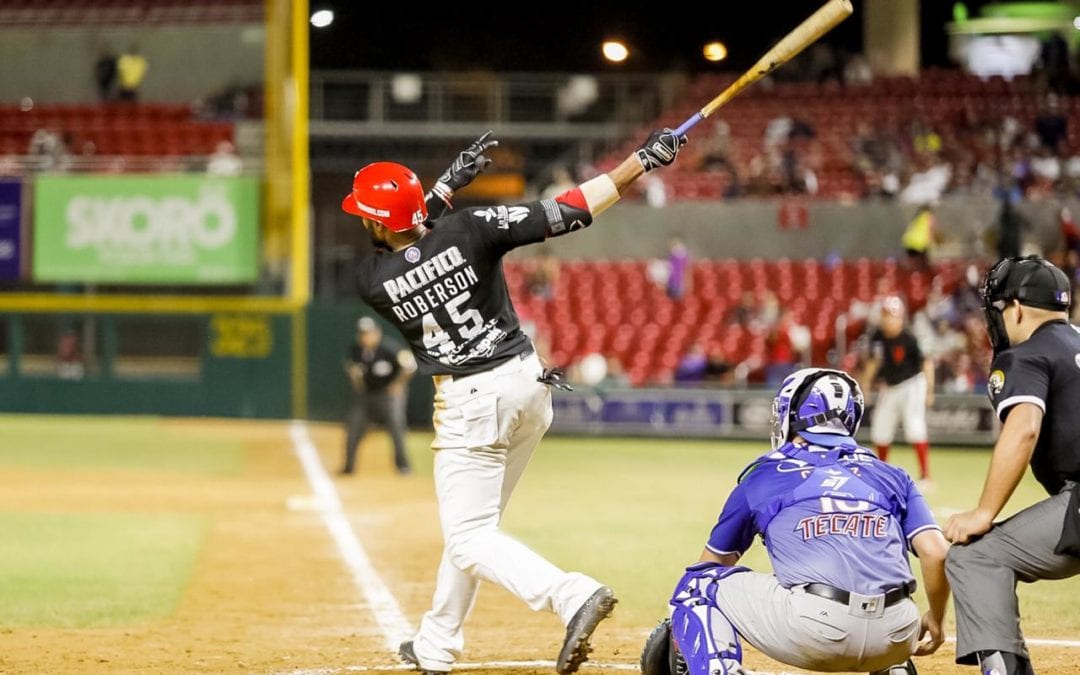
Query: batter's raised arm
543 128 686 239
424 131 500 221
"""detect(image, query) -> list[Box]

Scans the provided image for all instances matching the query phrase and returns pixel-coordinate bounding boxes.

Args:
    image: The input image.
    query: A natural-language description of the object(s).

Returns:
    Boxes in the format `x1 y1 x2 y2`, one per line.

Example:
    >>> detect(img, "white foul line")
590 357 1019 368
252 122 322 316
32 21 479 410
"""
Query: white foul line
288 421 416 653
276 661 800 675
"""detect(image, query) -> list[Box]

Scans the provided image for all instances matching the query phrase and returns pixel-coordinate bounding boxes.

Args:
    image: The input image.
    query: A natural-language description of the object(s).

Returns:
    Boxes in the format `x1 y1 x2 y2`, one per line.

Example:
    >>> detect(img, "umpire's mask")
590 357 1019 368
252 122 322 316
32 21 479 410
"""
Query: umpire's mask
981 255 1072 354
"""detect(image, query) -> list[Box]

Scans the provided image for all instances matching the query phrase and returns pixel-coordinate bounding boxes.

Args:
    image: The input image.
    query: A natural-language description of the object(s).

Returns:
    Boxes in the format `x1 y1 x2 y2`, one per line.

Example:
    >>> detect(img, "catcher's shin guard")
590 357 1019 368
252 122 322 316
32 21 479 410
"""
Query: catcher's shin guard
668 563 747 675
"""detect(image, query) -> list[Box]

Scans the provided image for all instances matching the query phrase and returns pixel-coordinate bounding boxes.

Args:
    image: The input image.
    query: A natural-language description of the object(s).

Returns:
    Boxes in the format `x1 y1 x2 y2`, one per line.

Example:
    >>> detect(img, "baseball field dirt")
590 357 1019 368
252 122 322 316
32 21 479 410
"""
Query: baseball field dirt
0 417 1077 674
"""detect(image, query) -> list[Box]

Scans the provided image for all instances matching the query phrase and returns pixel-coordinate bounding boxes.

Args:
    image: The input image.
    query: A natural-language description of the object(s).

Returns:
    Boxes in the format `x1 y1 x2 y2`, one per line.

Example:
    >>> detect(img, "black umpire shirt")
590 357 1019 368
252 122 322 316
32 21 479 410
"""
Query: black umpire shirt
870 329 925 386
356 202 551 376
348 343 403 393
987 320 1080 494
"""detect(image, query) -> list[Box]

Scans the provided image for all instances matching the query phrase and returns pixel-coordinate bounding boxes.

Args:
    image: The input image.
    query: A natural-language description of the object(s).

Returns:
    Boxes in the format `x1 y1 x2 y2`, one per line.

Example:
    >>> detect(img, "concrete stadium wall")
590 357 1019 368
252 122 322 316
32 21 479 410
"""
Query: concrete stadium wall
0 25 263 104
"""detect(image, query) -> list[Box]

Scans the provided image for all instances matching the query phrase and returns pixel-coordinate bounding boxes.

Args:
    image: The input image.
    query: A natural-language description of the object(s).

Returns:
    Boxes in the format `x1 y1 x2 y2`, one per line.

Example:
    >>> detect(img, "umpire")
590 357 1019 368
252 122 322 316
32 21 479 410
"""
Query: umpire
342 316 417 475
945 255 1080 675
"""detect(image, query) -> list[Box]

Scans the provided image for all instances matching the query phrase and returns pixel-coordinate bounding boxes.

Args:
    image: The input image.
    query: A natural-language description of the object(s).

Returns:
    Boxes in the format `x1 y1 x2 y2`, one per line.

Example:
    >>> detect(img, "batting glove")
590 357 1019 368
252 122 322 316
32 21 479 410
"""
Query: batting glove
635 128 687 172
429 130 499 204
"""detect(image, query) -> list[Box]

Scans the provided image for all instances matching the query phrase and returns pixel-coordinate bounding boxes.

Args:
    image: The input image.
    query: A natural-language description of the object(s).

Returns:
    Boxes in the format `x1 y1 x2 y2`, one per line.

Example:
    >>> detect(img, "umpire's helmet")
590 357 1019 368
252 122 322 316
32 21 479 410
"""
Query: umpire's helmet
770 368 864 450
981 255 1071 354
342 162 428 232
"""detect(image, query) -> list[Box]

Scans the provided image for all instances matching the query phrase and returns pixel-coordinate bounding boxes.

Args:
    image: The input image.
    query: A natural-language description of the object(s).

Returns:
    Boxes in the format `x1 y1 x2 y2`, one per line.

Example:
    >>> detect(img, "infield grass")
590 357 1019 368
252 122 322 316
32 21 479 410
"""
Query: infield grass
0 415 242 474
0 512 205 628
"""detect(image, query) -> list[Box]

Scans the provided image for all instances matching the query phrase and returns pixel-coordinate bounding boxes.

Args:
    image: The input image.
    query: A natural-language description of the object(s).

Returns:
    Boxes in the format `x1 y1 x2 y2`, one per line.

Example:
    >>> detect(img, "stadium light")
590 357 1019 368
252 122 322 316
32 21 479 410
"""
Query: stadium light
602 40 629 63
703 41 728 62
310 9 334 28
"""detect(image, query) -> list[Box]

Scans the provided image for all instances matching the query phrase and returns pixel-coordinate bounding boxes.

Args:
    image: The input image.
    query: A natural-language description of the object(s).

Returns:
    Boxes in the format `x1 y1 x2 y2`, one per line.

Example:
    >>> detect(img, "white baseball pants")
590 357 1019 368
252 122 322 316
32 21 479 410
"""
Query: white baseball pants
411 351 602 672
870 373 929 446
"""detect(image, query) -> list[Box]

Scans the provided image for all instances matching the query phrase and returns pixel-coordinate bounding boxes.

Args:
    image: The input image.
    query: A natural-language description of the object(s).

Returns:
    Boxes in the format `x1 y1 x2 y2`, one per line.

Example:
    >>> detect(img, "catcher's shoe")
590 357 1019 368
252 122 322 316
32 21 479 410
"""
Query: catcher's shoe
556 586 618 674
398 640 449 674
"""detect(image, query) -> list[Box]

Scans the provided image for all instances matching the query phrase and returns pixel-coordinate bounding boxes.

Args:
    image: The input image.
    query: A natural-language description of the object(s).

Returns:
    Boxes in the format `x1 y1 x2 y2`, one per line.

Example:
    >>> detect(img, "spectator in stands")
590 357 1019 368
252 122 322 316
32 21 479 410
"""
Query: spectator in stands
666 238 690 299
207 141 243 176
941 352 978 394
601 357 630 388
1040 33 1072 92
524 248 559 300
1035 94 1067 151
704 345 735 384
94 49 117 102
574 353 609 387
641 173 669 208
1060 207 1080 258
540 166 576 200
995 192 1026 259
28 130 71 172
675 343 709 383
902 203 939 269
764 309 809 387
117 45 148 102
698 120 733 171
728 291 759 327
842 52 873 86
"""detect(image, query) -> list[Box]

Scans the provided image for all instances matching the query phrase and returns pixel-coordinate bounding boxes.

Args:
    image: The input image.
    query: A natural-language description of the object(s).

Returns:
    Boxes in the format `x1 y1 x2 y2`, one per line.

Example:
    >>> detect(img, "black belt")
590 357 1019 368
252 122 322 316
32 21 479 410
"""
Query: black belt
803 580 916 608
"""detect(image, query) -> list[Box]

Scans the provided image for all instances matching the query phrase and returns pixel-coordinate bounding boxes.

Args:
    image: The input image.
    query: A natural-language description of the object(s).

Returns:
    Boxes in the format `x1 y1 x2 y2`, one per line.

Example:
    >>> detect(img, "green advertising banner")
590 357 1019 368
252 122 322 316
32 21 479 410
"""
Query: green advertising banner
33 175 259 284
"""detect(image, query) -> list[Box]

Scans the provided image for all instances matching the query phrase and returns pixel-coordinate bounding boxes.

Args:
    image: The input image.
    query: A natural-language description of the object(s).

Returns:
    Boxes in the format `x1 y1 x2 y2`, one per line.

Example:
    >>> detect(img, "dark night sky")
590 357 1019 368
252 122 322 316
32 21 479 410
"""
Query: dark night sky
310 0 995 72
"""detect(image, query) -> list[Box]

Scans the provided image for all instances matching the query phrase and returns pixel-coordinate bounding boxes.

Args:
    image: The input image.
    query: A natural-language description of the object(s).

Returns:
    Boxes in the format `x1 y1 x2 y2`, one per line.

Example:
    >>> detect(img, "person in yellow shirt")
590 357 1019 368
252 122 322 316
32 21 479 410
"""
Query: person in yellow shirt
902 204 936 270
117 46 147 102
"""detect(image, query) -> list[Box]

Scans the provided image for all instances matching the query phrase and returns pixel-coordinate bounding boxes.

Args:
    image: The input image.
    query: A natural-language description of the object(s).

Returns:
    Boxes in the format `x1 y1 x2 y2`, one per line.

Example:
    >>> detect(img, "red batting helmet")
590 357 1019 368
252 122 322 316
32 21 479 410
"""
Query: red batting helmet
341 162 427 232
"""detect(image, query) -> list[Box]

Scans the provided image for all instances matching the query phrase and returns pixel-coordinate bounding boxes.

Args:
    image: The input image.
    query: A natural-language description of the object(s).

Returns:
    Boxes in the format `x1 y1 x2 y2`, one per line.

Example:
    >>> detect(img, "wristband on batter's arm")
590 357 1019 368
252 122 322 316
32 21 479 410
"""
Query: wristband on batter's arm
542 174 621 238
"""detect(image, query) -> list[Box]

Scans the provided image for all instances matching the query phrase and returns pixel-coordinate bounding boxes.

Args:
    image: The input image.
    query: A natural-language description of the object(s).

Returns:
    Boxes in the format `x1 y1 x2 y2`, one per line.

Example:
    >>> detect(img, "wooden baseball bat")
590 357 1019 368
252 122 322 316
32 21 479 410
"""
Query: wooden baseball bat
674 0 854 136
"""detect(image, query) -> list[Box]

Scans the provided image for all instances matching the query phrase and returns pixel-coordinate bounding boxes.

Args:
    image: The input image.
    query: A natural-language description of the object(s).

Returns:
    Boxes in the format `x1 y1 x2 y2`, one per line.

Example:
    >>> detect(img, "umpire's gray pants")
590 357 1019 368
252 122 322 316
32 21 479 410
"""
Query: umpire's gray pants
946 488 1080 663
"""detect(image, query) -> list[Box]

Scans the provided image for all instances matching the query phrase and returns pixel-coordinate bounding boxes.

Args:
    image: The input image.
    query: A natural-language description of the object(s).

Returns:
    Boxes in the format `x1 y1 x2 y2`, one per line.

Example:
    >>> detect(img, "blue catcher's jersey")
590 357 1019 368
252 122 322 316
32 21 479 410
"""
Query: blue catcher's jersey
706 439 939 595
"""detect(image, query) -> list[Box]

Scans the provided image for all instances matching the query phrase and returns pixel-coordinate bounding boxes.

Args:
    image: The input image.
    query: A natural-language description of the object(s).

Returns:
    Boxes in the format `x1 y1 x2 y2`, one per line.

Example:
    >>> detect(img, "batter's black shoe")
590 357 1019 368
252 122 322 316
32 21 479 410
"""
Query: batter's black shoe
556 586 618 674
398 640 448 674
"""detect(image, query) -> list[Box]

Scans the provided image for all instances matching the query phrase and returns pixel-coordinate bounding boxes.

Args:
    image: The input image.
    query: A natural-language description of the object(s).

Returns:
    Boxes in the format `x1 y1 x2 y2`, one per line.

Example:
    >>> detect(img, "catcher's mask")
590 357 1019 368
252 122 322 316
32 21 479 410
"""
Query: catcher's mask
981 255 1071 354
770 368 864 450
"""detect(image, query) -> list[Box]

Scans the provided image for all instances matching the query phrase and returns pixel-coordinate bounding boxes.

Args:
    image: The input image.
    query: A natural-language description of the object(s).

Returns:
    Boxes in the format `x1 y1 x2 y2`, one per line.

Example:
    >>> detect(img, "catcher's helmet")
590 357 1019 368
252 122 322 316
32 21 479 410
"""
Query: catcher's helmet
342 162 428 232
981 255 1071 354
770 368 865 449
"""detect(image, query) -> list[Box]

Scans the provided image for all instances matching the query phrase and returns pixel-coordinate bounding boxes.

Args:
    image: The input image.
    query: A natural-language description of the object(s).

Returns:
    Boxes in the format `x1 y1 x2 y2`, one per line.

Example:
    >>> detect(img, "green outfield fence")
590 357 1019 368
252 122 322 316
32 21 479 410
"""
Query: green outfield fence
0 303 435 425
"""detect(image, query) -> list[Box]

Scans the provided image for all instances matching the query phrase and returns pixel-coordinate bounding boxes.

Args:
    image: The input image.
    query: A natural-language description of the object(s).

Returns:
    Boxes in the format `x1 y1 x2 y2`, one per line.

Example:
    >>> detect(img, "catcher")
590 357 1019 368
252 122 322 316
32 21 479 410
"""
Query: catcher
640 368 949 675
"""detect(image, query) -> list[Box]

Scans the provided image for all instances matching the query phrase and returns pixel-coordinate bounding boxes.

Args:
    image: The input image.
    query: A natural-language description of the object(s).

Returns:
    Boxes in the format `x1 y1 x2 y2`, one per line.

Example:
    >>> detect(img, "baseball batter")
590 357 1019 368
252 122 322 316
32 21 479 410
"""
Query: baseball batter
861 297 934 483
640 368 949 675
341 128 685 674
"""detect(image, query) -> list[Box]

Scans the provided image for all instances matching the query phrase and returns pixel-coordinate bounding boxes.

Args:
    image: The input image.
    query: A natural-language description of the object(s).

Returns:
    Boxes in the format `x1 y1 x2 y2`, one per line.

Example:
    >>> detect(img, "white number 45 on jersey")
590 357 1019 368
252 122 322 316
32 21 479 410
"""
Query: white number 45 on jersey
422 291 484 355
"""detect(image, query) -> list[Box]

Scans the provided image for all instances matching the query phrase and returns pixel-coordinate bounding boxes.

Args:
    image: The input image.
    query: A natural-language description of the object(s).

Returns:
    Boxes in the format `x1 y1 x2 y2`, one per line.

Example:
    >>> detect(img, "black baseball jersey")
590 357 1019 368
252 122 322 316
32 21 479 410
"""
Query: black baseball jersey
356 202 551 376
987 320 1080 495
870 329 925 386
347 342 403 392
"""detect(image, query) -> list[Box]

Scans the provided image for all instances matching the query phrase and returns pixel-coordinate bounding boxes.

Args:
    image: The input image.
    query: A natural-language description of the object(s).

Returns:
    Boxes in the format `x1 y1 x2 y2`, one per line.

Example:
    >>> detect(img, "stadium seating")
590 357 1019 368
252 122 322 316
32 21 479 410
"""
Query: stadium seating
504 257 966 385
616 68 1080 199
0 103 234 157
